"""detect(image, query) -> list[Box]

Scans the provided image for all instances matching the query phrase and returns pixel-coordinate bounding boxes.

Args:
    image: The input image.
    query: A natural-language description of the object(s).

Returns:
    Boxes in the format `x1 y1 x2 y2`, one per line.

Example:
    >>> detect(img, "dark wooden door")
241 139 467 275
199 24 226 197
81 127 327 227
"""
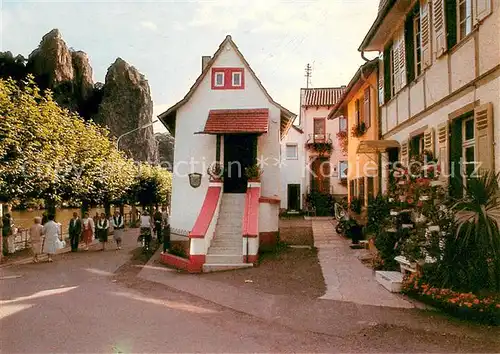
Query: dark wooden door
287 184 300 211
223 134 257 193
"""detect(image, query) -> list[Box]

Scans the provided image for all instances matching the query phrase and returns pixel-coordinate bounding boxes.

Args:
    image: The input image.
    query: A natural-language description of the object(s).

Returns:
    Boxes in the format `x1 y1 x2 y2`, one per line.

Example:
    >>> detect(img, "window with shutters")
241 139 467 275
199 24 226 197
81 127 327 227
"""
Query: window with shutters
462 116 476 187
391 45 398 97
355 99 362 126
457 0 473 41
358 177 365 206
339 116 347 132
364 87 371 129
414 13 423 77
410 134 425 157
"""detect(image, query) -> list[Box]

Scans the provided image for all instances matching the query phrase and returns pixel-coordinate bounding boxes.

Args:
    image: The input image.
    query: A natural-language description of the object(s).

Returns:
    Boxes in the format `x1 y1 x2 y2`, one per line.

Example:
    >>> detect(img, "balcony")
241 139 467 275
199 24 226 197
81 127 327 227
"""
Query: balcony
306 133 333 156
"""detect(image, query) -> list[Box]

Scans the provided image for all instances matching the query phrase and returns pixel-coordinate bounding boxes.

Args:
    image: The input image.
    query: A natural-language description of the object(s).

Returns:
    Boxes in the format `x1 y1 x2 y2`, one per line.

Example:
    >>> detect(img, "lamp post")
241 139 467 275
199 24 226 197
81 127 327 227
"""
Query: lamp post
116 119 159 150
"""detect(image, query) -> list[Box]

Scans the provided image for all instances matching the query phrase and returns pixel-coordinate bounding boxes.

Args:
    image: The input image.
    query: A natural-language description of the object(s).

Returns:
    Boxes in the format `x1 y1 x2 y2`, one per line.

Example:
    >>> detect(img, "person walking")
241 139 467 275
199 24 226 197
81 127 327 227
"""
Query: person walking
29 217 43 263
111 210 124 250
42 214 60 262
140 210 153 251
2 213 12 256
153 208 163 243
161 206 170 253
68 212 82 252
96 213 109 251
81 212 95 251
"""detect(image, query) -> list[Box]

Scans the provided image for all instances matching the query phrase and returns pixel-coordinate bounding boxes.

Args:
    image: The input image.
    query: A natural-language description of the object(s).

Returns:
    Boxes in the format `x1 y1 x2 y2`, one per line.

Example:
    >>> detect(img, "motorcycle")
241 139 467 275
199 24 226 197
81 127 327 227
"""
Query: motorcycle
334 202 363 244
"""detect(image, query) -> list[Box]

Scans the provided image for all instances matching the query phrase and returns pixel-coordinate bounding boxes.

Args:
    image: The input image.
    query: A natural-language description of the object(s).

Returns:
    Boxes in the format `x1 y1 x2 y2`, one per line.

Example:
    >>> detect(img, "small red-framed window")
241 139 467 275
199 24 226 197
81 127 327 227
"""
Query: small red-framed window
211 68 245 90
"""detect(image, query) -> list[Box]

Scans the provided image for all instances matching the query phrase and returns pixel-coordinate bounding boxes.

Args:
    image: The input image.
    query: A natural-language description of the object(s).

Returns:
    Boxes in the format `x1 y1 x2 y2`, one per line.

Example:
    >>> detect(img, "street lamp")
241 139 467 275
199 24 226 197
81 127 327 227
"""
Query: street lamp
116 119 159 150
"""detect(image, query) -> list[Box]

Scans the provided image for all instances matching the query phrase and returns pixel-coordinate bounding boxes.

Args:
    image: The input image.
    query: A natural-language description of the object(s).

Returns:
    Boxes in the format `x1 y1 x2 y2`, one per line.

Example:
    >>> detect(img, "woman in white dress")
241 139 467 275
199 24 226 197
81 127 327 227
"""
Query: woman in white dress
42 214 60 262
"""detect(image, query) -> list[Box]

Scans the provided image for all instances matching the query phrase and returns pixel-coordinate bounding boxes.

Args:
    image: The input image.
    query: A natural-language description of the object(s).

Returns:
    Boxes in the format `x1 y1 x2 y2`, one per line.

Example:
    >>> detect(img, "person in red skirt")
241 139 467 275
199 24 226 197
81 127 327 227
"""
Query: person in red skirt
81 212 95 251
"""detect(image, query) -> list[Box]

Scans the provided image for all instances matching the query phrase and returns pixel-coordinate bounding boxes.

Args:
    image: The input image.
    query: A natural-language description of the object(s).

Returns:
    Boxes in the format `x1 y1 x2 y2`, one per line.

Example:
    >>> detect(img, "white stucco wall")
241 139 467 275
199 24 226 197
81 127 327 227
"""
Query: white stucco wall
280 126 305 209
258 203 279 232
169 42 284 234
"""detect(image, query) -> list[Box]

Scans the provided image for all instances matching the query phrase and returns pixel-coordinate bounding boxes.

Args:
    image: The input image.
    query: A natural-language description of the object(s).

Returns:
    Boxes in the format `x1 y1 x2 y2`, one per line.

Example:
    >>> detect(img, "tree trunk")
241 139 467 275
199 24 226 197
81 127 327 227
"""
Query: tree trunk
104 201 111 218
119 203 125 217
81 200 90 216
131 205 137 225
45 199 57 220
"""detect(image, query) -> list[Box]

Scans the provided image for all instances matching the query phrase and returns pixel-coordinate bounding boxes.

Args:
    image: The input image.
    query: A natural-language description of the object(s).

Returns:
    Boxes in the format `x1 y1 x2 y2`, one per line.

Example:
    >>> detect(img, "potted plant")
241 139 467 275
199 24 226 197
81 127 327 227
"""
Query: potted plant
351 122 367 138
245 164 262 182
207 162 224 181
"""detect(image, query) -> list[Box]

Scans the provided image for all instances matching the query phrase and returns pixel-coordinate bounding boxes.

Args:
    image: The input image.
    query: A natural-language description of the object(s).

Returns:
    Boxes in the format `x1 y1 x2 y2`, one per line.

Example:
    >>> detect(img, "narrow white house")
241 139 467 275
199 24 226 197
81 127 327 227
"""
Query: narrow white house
158 35 296 273
280 125 305 212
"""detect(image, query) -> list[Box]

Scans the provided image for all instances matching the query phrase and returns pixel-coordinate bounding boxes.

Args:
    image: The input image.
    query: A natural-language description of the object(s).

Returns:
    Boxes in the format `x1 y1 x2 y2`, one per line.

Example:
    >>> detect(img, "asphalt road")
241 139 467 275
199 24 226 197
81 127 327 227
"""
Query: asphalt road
1 232 499 353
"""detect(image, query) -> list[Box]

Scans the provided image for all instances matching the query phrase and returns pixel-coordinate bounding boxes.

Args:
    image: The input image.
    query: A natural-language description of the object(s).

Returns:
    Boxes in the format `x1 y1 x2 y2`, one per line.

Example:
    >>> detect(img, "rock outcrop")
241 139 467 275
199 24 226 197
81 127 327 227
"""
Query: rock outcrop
155 132 175 168
28 29 74 86
26 29 95 112
71 51 94 102
97 58 158 163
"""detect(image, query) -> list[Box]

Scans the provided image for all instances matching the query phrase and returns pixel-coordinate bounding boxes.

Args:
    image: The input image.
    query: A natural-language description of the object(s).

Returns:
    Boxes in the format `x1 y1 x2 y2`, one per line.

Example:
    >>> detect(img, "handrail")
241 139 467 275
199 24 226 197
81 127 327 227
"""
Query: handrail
243 184 260 237
189 184 222 238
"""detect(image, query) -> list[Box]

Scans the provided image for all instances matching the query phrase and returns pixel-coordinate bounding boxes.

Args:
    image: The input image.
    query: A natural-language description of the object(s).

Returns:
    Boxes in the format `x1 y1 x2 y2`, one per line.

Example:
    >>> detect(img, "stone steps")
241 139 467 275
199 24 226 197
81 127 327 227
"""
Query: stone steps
205 254 243 264
202 263 253 273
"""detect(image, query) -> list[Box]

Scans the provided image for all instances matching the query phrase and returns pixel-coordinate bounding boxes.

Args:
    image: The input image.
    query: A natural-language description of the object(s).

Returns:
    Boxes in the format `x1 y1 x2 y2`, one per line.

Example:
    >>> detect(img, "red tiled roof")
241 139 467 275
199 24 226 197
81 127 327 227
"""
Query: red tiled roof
302 87 346 107
203 109 269 134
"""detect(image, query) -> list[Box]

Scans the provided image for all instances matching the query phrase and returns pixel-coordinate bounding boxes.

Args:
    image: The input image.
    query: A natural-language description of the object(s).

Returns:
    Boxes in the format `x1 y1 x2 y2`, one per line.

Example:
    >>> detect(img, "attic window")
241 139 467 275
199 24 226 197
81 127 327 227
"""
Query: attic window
232 72 241 87
215 72 224 87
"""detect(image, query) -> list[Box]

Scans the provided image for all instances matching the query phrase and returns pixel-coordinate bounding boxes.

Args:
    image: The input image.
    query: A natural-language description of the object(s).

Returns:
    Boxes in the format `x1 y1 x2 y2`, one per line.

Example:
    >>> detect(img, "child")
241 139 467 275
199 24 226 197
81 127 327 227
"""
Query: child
29 217 43 263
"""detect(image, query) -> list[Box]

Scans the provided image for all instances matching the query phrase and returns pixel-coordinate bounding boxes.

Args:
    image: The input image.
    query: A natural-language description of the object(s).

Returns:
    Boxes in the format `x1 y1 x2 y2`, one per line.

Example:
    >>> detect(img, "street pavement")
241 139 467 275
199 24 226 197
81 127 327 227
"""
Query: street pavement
1 229 500 353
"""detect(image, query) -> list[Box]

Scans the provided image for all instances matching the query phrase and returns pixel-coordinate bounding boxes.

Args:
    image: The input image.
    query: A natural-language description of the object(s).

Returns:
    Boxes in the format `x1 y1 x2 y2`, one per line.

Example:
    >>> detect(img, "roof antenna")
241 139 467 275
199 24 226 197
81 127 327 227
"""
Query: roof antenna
305 63 312 89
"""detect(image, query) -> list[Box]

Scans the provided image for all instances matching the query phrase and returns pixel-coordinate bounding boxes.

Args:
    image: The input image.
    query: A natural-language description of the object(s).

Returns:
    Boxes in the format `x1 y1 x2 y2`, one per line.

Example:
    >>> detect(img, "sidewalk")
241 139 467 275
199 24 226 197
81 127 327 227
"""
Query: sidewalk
312 219 412 308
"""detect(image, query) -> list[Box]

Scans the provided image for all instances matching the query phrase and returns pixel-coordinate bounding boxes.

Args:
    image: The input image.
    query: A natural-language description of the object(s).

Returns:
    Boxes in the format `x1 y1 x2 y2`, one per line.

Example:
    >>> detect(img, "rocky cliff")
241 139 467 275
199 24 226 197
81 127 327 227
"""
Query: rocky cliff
1 29 158 163
155 132 175 168
97 58 158 163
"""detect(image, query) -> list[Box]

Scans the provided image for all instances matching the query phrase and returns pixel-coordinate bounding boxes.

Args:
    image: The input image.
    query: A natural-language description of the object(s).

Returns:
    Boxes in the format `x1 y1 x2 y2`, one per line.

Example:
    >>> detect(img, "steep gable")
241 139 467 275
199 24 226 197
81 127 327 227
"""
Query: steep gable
158 35 295 137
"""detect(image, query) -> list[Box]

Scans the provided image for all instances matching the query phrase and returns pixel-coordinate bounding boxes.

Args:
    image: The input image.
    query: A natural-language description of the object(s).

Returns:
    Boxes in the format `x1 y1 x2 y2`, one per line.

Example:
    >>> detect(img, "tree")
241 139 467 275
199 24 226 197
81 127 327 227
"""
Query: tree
0 76 136 212
128 163 172 209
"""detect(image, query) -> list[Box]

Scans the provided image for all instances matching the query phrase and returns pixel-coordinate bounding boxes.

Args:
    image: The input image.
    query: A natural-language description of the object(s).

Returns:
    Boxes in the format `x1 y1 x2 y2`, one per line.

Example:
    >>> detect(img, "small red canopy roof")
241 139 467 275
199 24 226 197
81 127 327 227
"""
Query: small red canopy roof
203 108 269 134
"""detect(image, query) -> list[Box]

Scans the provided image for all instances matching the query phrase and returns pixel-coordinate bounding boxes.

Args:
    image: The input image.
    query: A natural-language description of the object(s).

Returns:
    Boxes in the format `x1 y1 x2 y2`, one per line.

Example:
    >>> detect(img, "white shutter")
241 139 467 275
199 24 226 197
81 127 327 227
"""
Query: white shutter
437 122 449 179
392 41 401 92
423 127 435 156
400 140 409 167
474 0 492 24
433 0 447 58
399 28 407 88
420 0 432 68
378 53 384 106
474 102 494 175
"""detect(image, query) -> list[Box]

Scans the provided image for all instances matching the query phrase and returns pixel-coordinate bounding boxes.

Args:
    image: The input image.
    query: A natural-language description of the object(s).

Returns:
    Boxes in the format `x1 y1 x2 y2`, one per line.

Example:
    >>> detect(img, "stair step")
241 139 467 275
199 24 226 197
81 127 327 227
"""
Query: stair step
375 271 403 293
205 254 243 264
211 241 242 247
203 263 253 273
208 248 241 255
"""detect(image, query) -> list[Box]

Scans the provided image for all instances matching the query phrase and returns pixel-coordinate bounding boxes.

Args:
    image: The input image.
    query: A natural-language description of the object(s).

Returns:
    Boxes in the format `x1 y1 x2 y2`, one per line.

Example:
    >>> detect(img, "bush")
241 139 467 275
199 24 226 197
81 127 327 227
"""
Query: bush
349 197 362 214
367 194 391 235
306 192 335 216
169 243 187 258
244 164 262 180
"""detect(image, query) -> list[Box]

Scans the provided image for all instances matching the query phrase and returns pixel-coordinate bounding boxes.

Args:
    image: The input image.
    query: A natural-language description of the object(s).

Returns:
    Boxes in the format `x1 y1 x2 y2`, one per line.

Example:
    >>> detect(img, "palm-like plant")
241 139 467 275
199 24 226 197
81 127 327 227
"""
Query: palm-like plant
451 171 500 291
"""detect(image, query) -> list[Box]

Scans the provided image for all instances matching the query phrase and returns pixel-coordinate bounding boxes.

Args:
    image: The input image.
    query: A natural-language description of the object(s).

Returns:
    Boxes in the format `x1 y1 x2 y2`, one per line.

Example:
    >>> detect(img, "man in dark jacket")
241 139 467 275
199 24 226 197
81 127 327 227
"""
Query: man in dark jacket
68 212 82 252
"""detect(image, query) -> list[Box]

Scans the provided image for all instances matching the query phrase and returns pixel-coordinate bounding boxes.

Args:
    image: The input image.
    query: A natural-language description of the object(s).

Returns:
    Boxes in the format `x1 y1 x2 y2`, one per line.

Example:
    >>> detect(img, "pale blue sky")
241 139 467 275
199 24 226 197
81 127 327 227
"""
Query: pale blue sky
1 0 379 133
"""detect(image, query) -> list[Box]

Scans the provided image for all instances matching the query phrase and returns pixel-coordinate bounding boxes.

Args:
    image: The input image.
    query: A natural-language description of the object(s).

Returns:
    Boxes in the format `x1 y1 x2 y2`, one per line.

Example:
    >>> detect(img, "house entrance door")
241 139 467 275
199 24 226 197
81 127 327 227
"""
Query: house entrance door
223 134 257 193
287 184 300 211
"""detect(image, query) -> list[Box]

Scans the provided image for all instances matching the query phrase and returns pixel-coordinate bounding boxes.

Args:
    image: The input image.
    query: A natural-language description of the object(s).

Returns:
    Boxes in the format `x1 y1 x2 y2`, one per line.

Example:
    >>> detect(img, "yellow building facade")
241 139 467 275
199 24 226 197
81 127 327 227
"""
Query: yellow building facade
329 60 381 206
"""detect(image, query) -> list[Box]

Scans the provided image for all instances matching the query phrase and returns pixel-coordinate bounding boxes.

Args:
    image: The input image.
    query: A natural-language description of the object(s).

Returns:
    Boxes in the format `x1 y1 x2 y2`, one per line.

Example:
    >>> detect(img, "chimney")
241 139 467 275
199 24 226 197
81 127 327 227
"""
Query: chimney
202 56 211 72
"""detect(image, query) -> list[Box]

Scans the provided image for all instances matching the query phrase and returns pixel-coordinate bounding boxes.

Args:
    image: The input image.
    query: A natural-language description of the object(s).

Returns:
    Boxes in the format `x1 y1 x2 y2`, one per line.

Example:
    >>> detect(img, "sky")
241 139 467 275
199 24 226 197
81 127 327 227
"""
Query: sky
1 0 379 133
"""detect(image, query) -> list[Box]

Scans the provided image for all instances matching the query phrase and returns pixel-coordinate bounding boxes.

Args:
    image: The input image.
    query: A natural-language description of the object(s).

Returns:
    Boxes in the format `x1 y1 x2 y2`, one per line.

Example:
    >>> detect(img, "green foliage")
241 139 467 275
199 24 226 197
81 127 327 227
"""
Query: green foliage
128 163 172 207
367 194 391 235
0 76 148 206
374 228 403 271
306 192 334 216
244 164 262 180
169 243 187 258
349 197 362 214
351 122 366 138
445 172 500 292
305 142 333 155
